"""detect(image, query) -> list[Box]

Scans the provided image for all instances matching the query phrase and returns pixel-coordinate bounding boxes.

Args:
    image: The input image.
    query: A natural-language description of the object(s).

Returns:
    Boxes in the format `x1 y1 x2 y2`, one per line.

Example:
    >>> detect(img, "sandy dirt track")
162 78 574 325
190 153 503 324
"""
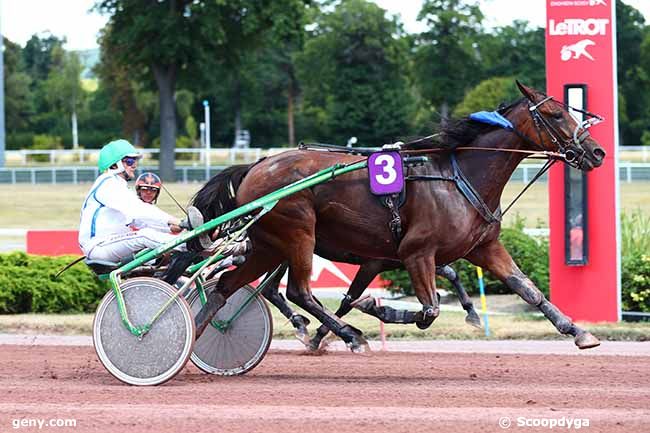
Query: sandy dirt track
1 343 650 433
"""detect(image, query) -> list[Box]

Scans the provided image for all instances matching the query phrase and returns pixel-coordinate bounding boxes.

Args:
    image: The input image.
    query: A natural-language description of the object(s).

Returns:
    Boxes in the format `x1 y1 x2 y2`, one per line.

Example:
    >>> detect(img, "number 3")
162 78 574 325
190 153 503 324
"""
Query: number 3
374 154 397 185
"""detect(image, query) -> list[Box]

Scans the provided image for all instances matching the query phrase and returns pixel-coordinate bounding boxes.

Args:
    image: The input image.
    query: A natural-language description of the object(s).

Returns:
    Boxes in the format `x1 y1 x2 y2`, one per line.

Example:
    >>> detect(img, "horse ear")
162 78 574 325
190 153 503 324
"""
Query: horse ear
516 80 536 101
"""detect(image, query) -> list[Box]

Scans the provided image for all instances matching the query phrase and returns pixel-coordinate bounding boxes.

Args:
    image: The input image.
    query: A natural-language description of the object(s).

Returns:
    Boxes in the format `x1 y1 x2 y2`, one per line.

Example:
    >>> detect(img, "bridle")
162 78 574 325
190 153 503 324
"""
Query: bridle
526 95 603 169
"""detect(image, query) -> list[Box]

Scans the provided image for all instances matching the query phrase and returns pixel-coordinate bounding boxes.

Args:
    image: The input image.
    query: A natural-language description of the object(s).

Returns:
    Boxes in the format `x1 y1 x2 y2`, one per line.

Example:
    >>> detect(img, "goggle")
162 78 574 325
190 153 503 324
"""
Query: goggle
122 157 139 167
138 186 159 192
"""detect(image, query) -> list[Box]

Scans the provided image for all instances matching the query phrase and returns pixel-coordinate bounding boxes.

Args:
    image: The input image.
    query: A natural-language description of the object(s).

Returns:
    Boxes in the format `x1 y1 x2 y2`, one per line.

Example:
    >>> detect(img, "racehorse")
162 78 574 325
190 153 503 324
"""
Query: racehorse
193 82 606 352
192 168 482 349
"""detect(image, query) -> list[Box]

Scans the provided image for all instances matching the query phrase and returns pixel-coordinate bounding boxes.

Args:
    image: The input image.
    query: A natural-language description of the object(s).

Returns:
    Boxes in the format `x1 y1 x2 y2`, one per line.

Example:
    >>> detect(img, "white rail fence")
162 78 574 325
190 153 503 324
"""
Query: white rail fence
3 147 288 166
1 162 650 185
4 145 650 166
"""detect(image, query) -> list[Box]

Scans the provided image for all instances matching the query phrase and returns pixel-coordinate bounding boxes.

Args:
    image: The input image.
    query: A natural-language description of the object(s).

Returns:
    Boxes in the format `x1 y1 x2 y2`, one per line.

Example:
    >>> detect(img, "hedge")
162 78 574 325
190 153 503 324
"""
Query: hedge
0 252 108 314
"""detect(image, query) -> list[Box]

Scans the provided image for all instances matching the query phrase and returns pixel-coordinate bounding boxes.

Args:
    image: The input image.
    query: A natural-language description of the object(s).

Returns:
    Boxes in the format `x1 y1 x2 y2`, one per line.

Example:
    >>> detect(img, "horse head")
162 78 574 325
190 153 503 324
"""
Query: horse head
513 81 606 171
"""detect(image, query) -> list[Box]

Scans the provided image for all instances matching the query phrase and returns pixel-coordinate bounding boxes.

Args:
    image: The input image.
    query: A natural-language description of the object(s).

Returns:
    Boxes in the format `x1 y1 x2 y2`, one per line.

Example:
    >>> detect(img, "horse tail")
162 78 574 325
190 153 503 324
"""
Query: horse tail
191 163 254 221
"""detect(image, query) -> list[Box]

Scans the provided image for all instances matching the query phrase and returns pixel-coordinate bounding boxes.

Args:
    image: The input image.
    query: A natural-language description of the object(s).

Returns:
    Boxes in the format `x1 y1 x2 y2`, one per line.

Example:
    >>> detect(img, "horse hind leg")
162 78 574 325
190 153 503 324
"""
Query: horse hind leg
260 262 311 345
308 259 391 351
436 265 481 328
285 249 369 353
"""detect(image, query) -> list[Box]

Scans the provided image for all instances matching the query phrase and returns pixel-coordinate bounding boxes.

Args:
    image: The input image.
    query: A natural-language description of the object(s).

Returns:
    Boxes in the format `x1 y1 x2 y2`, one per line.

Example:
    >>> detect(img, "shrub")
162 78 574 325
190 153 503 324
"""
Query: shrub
0 252 108 314
30 134 63 162
622 253 650 313
621 209 650 313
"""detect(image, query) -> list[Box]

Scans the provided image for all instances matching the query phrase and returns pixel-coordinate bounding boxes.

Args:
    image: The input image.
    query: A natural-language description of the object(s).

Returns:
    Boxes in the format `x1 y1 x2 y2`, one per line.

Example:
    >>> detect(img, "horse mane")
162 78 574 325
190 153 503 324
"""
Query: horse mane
404 97 526 150
191 163 254 221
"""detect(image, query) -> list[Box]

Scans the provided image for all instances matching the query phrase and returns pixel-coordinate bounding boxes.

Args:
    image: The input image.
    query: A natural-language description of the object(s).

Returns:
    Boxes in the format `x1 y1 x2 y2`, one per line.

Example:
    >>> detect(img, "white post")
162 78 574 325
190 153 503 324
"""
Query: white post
72 111 79 149
199 122 206 163
203 100 211 181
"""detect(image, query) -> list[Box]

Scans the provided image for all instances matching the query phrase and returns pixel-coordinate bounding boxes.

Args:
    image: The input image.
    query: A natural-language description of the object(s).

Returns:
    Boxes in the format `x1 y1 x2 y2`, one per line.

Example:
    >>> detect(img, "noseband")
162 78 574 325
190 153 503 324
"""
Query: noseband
527 96 603 168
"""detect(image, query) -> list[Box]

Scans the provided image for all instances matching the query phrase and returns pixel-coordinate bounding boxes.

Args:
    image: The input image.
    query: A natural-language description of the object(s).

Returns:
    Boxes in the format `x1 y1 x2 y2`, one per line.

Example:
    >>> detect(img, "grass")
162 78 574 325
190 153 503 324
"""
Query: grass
1 182 649 231
1 298 649 341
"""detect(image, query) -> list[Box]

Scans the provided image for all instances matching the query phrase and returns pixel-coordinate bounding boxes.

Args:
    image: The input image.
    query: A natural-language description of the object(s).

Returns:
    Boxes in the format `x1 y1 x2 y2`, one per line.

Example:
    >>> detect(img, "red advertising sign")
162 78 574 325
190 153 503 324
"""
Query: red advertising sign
24 229 386 291
546 0 620 321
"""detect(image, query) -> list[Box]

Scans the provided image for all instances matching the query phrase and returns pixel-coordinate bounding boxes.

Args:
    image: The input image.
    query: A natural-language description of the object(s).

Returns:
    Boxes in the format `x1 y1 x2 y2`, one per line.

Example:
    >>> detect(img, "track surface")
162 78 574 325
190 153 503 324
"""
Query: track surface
1 343 649 433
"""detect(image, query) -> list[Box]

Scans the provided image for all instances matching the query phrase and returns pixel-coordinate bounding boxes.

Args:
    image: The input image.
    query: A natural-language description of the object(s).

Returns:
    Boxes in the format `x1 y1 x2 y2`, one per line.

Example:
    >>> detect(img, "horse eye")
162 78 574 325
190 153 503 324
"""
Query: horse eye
552 112 564 120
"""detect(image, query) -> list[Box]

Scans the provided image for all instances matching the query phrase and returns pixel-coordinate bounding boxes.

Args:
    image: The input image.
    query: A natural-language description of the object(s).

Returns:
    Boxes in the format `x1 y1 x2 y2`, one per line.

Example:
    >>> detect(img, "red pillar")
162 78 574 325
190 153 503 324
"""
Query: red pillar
546 0 620 322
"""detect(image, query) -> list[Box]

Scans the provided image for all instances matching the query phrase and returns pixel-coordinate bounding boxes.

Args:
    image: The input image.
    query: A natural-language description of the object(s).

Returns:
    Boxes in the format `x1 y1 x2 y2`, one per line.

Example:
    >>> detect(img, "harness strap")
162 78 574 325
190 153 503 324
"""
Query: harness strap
381 193 403 242
405 153 501 225
450 153 501 224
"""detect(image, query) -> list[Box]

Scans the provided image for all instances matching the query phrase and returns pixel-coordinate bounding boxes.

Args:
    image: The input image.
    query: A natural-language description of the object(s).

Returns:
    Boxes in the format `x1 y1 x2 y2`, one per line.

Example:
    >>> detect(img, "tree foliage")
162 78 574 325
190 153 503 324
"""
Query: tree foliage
414 0 484 119
453 77 520 117
297 0 414 145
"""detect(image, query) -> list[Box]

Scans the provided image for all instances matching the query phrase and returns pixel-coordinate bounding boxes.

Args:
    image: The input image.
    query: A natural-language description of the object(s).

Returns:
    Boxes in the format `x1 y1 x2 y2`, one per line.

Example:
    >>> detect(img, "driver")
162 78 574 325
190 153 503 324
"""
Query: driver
79 139 185 263
135 172 162 204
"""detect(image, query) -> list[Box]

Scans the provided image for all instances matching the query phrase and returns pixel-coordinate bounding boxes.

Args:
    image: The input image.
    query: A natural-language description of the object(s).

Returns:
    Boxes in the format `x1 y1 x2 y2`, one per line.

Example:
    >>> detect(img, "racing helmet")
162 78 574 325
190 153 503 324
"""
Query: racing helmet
135 172 162 203
97 139 142 174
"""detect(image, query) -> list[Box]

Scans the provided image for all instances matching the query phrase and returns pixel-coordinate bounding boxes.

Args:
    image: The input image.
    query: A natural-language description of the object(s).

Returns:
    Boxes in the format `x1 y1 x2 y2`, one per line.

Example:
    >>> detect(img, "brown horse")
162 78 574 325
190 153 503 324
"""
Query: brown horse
193 82 606 351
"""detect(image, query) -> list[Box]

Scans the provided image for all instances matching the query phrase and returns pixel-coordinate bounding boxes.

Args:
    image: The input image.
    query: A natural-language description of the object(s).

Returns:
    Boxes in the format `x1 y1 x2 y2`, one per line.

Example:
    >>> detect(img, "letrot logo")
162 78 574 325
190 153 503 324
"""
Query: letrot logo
561 39 596 61
589 0 606 6
549 18 609 36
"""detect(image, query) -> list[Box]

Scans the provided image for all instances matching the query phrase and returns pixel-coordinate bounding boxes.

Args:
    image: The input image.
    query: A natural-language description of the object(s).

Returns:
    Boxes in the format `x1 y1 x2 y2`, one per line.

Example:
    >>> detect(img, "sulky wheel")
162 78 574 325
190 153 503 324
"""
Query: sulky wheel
93 277 195 386
188 282 273 376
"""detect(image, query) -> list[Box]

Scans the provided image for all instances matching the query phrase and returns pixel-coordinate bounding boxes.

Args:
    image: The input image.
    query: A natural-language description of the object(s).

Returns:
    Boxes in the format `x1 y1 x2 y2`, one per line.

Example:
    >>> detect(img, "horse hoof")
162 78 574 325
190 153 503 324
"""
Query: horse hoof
347 340 371 354
295 329 311 347
575 332 600 350
307 335 327 352
465 310 482 329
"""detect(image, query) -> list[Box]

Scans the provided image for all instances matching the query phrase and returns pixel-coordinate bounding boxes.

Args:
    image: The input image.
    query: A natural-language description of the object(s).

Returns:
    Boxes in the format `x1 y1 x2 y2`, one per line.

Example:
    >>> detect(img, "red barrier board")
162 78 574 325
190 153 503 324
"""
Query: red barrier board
26 230 82 256
546 0 620 321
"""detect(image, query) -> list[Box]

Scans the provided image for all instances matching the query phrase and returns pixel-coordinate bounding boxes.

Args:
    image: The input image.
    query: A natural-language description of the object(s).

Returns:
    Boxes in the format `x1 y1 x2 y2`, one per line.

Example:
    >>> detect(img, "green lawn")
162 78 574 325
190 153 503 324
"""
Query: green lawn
1 181 649 230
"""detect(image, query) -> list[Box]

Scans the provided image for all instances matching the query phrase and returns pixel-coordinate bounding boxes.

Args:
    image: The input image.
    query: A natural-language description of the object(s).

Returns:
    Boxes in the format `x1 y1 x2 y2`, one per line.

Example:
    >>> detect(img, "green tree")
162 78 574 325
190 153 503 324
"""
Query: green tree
43 48 84 148
414 0 484 119
296 0 414 146
22 33 66 83
96 0 308 180
475 21 545 90
616 0 650 144
453 77 520 117
95 25 155 147
3 37 34 135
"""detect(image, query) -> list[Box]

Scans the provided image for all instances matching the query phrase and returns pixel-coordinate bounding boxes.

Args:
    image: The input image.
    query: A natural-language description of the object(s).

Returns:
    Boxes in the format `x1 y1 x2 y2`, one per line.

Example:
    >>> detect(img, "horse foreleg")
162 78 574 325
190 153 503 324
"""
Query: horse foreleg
401 253 440 330
260 262 311 344
466 240 600 349
436 265 481 328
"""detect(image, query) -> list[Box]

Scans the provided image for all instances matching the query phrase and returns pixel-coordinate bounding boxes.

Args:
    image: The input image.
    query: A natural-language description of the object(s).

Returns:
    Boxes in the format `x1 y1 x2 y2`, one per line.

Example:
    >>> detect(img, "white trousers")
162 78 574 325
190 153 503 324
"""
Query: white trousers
85 228 185 263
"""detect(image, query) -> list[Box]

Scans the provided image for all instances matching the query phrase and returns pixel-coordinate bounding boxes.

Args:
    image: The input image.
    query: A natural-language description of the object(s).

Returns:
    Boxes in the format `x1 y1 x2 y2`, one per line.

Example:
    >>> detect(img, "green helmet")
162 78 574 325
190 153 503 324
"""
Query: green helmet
98 139 141 172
